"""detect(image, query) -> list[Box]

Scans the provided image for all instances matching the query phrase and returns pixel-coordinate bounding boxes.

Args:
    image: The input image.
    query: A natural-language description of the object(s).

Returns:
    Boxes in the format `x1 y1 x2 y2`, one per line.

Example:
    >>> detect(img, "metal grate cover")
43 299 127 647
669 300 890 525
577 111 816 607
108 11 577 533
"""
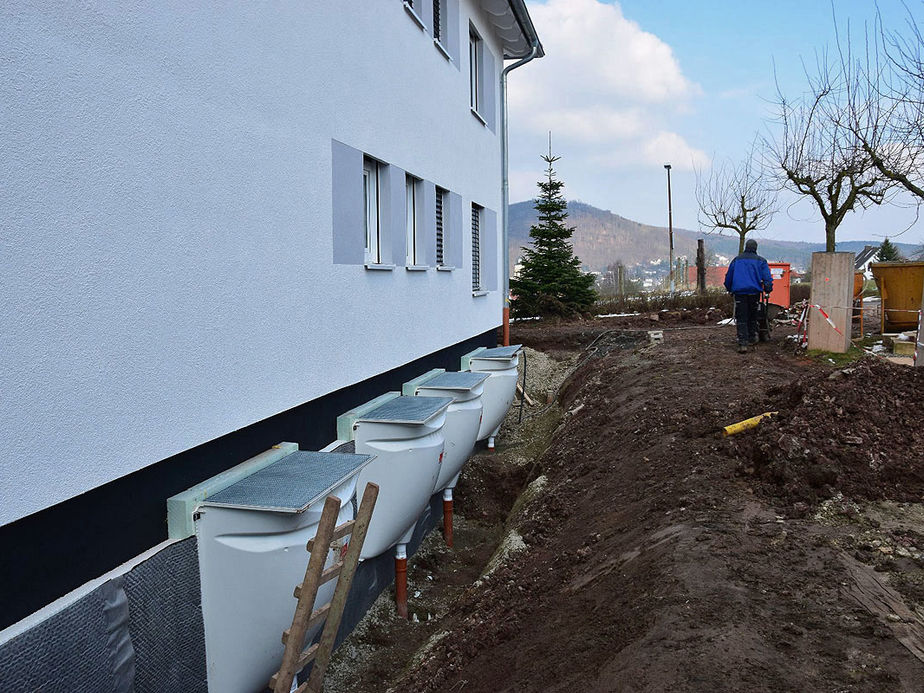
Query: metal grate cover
202 451 373 513
473 344 522 360
358 396 452 424
418 371 489 391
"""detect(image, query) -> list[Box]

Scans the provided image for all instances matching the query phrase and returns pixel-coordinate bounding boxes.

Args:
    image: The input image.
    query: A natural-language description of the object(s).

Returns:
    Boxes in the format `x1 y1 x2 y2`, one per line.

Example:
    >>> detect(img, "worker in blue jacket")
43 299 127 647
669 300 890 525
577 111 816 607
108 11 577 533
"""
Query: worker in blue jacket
724 239 773 353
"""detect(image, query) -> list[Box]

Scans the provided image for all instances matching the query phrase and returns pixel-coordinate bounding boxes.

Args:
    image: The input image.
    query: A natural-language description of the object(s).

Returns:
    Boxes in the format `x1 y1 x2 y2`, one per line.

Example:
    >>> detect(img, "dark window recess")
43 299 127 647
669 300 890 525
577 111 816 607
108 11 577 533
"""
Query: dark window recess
433 0 441 41
472 204 481 290
436 188 446 266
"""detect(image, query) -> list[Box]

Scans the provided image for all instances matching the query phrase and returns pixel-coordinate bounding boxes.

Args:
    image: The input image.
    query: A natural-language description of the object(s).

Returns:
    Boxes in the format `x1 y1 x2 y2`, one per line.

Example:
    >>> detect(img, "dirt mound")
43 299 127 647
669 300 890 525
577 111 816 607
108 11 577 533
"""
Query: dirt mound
336 325 924 692
732 358 924 506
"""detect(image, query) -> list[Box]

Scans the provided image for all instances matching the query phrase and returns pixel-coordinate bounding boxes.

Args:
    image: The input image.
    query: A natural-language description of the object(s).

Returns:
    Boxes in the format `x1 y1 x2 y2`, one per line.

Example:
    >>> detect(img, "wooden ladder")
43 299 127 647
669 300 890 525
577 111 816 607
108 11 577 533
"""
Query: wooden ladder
269 482 379 693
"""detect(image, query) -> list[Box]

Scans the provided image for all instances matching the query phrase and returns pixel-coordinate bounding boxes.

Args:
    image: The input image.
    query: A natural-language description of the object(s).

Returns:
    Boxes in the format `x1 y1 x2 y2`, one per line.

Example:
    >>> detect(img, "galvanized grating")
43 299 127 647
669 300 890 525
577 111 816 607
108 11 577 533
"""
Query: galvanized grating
473 344 522 359
357 396 452 424
202 451 373 513
417 371 489 391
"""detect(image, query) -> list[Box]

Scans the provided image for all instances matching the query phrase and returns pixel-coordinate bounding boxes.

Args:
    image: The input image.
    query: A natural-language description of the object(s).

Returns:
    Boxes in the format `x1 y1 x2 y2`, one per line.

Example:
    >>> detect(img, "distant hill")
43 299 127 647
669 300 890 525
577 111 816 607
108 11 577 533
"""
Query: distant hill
509 200 920 273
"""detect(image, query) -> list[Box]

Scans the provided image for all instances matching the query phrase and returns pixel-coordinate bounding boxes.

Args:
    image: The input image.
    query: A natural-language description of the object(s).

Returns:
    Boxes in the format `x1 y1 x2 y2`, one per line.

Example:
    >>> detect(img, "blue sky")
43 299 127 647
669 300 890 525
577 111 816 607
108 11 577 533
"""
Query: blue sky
508 0 924 248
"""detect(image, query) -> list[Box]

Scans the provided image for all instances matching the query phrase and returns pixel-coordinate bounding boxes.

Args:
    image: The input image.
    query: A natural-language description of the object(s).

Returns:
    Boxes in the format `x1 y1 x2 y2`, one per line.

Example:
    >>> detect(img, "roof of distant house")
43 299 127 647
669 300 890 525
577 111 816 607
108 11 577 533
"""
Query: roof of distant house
484 0 545 59
854 245 879 269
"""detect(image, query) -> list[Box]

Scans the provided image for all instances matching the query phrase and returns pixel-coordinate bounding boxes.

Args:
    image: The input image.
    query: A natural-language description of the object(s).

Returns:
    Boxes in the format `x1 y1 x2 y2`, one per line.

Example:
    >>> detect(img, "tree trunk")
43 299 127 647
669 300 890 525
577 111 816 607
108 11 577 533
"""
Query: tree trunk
825 222 837 252
738 232 746 254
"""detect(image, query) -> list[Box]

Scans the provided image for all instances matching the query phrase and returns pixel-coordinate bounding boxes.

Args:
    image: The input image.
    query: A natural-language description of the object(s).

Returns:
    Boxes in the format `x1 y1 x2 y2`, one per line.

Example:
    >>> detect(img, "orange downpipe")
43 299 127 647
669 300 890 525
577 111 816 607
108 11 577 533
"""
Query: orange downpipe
502 306 510 346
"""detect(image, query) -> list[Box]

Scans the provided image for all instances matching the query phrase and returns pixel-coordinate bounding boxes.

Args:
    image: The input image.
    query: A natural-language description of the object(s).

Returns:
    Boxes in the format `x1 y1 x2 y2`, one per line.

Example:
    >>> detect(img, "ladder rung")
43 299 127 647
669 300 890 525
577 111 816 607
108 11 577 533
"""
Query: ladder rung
320 563 342 585
294 643 320 672
268 644 319 689
281 599 330 644
294 564 342 599
306 520 355 552
307 603 331 630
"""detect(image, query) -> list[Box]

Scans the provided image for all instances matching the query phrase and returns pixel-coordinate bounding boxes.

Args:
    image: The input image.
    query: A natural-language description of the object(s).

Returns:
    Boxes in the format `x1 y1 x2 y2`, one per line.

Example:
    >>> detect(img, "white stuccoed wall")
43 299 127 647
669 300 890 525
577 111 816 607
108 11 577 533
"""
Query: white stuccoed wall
0 1 506 526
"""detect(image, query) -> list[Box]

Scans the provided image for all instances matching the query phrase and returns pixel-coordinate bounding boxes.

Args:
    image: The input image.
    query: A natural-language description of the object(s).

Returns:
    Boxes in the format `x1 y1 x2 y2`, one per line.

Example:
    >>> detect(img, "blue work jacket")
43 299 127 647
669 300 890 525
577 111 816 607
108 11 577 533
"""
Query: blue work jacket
724 250 773 295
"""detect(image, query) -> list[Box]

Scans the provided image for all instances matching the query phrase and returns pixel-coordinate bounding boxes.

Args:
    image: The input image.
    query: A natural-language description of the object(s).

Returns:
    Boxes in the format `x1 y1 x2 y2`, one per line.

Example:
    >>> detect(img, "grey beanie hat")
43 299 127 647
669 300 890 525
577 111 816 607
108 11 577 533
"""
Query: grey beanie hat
745 239 758 252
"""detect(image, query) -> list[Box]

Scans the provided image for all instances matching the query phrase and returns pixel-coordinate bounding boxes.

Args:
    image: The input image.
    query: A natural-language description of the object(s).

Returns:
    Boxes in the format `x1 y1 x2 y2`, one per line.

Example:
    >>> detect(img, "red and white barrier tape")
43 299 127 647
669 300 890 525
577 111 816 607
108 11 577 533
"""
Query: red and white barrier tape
809 304 845 336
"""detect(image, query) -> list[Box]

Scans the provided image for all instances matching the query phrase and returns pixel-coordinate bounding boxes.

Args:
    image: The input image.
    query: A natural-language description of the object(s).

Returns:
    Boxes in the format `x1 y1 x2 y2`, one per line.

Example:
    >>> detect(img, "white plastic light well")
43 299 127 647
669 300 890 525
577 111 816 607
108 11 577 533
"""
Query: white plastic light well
403 369 487 492
337 393 451 560
191 449 372 693
460 345 522 443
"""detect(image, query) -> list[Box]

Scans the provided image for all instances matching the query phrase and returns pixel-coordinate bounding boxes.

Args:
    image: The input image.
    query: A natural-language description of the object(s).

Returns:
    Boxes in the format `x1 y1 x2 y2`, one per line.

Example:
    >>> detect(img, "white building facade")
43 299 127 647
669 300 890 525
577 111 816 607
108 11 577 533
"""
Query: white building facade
0 0 541 657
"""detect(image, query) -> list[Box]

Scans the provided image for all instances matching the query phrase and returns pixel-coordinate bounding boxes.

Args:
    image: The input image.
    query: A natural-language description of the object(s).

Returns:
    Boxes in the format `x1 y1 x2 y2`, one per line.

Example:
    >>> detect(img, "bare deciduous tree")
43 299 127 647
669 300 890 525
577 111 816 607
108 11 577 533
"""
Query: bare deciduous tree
850 10 924 201
696 143 777 254
766 54 895 251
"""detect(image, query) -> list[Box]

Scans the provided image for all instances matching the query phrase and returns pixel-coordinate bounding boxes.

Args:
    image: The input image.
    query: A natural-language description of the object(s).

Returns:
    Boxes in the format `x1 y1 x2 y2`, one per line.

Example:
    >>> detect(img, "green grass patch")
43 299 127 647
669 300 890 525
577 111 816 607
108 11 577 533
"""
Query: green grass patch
806 345 866 367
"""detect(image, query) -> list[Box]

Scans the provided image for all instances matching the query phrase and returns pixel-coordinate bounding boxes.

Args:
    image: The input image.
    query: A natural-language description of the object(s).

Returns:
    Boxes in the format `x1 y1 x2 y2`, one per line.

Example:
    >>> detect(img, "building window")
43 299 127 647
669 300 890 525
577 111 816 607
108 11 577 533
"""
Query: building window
472 203 482 290
363 158 380 265
435 186 447 266
433 0 444 43
406 174 421 266
469 28 481 114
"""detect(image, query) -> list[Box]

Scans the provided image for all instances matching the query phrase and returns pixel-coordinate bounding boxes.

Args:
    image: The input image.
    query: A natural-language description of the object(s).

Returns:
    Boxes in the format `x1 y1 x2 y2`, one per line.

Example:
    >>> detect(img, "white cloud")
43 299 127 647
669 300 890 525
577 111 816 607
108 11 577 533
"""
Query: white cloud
642 131 711 169
509 0 708 196
513 0 699 110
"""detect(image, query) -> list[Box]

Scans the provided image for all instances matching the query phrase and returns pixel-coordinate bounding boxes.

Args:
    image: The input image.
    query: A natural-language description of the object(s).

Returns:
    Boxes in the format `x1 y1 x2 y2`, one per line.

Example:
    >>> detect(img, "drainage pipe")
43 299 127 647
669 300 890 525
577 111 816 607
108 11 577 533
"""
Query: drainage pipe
501 40 540 346
442 488 454 548
395 543 409 619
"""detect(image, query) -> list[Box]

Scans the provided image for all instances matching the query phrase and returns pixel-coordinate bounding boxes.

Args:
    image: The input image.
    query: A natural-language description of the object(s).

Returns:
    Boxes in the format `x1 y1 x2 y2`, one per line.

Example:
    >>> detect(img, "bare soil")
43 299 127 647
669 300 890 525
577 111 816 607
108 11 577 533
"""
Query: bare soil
329 316 924 692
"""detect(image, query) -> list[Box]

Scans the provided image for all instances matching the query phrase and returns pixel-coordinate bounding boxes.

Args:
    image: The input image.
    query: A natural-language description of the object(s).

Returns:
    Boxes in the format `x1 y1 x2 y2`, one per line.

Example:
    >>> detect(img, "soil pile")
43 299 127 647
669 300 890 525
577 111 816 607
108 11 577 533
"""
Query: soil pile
733 358 924 506
335 324 924 692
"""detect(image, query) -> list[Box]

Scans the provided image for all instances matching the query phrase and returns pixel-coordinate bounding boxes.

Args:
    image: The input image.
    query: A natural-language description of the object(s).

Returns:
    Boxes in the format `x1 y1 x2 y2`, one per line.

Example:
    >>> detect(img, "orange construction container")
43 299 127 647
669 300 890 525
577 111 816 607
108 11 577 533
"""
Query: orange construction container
871 262 924 332
767 263 791 308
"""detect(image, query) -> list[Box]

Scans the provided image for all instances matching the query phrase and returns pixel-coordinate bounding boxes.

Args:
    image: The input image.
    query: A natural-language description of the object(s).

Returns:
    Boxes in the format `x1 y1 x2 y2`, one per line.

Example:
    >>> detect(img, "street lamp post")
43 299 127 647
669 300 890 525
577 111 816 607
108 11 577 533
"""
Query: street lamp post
664 163 674 294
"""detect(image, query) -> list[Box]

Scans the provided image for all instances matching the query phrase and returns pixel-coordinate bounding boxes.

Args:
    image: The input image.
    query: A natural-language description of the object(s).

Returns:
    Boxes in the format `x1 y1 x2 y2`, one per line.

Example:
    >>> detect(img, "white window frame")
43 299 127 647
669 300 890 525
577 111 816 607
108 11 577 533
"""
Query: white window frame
405 174 421 267
363 158 380 265
469 27 482 115
403 0 425 30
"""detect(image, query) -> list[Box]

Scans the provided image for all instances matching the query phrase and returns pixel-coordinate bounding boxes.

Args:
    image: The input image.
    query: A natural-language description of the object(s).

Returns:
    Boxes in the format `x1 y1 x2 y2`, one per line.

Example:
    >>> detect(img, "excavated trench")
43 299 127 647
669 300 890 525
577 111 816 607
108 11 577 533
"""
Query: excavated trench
324 332 645 692
327 318 924 692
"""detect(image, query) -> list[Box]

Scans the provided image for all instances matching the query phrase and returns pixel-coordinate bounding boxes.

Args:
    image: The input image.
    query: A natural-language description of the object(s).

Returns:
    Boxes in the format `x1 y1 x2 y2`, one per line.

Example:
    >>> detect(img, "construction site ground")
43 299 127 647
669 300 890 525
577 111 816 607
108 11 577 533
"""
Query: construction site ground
326 311 924 692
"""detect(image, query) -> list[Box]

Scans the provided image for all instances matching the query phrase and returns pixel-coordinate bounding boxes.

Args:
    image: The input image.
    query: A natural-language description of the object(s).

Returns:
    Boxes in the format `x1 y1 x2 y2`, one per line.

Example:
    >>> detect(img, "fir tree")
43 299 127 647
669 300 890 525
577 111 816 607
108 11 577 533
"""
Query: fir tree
877 237 904 262
510 152 597 317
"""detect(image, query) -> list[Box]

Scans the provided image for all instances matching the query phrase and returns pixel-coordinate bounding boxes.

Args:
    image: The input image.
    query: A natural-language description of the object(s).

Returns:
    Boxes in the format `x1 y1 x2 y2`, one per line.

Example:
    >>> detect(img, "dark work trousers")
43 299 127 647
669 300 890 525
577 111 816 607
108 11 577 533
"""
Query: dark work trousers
733 293 760 346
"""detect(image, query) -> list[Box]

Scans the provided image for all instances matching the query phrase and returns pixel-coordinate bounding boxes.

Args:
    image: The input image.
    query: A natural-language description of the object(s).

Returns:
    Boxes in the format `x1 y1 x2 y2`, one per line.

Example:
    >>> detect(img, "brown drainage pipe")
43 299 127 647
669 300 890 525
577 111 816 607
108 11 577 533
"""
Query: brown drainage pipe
395 543 409 619
442 488 454 548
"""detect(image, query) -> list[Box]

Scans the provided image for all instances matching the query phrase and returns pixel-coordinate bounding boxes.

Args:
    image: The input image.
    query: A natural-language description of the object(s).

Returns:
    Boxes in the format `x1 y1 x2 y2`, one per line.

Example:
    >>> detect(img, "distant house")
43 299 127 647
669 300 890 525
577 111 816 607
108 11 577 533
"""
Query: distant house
0 2 543 687
855 245 880 278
